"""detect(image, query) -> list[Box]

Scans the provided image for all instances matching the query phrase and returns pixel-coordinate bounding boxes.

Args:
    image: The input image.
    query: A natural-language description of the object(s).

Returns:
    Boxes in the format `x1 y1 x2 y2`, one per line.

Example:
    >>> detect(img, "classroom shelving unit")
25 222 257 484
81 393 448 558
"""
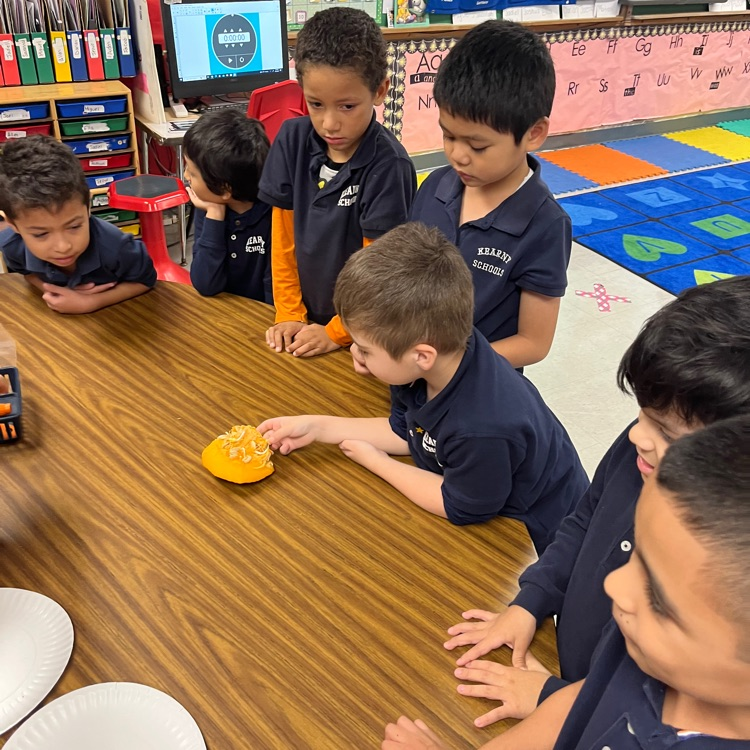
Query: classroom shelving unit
0 80 140 236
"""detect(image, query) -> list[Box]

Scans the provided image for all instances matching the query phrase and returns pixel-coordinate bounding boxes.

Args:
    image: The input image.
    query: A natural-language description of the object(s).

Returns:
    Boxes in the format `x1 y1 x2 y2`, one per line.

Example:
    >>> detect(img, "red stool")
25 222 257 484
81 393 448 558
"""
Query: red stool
247 80 308 143
108 175 192 284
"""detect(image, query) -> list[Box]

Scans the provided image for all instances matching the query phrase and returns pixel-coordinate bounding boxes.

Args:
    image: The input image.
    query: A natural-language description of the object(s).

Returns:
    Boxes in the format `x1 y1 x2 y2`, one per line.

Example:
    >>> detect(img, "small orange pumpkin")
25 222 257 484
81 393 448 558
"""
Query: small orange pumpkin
202 425 275 484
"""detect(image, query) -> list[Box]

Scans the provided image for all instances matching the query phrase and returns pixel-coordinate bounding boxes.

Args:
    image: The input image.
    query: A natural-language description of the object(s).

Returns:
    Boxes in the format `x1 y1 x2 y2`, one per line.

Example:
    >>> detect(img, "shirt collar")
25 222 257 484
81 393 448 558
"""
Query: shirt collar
435 155 549 237
410 330 478 431
226 201 271 228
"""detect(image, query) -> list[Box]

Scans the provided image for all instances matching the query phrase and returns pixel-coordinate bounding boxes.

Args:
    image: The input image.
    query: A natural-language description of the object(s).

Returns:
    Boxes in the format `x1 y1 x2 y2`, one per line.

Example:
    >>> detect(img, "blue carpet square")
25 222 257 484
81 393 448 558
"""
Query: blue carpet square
599 179 718 219
732 246 750 264
735 198 750 213
537 158 598 195
733 161 750 175
576 221 717 275
661 206 750 251
646 254 750 294
670 167 750 202
558 193 646 237
604 135 727 172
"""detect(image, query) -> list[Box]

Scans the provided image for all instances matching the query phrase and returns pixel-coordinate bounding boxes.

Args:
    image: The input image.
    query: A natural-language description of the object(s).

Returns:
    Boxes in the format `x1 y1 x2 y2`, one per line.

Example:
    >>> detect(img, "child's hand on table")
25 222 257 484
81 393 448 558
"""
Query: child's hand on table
454 651 552 725
266 321 307 353
42 282 117 314
258 416 318 455
382 717 448 750
444 606 537 668
287 323 341 358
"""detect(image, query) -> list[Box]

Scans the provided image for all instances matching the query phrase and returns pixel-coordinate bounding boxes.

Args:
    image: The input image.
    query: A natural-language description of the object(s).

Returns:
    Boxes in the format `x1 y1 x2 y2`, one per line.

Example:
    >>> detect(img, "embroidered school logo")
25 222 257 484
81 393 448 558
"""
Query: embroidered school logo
472 247 512 277
245 236 266 254
338 184 359 207
422 430 437 454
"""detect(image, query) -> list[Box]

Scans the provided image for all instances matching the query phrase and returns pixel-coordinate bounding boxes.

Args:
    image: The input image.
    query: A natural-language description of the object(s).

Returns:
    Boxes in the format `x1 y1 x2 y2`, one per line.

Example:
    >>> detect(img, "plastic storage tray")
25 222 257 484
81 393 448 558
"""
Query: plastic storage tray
0 367 22 443
92 209 137 222
67 135 130 154
57 97 128 118
60 116 129 136
79 153 133 172
0 123 53 141
0 103 50 122
85 170 136 189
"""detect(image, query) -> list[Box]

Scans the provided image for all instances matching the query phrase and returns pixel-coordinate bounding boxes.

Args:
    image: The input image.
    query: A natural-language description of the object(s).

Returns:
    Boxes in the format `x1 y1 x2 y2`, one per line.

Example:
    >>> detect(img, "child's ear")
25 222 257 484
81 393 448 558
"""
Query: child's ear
2 212 19 233
220 186 233 203
525 117 550 152
413 343 438 372
373 77 389 107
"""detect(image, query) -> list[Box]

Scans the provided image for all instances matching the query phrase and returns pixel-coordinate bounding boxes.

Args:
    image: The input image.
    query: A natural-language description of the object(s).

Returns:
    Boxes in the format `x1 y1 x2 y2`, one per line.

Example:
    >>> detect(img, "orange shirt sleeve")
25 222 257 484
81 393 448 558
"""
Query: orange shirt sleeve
323 237 373 346
271 206 308 324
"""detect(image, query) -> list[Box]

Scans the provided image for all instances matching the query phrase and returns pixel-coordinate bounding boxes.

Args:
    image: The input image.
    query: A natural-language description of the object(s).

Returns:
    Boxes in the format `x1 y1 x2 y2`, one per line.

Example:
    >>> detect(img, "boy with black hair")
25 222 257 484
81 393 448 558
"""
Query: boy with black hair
383 415 750 749
183 109 272 301
259 222 588 554
412 20 568 369
0 136 155 314
259 7 416 358
441 275 750 725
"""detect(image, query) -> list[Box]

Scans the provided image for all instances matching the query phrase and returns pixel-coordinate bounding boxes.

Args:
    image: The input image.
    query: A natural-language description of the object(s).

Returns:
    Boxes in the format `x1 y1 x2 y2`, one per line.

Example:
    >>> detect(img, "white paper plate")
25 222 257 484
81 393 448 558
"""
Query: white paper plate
5 683 207 749
0 588 74 734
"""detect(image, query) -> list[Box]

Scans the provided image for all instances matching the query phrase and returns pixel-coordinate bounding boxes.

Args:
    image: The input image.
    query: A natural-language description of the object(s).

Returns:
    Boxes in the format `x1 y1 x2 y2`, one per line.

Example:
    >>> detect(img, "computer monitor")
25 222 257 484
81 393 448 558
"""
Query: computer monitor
161 0 289 101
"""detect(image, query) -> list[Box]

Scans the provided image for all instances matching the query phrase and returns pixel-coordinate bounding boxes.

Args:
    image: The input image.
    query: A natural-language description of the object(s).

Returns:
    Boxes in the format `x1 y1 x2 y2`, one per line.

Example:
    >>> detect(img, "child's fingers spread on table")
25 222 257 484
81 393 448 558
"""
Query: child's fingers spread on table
462 609 498 621
474 704 517 727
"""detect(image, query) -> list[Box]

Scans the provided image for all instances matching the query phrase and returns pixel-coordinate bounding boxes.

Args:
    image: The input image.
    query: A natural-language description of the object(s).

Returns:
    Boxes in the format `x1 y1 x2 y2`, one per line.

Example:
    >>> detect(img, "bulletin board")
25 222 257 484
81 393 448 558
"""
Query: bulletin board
382 22 750 154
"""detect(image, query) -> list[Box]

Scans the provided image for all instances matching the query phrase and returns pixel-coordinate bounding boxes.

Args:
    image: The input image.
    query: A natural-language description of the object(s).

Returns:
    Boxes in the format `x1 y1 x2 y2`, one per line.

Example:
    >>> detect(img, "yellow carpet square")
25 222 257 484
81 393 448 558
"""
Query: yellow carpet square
666 127 750 161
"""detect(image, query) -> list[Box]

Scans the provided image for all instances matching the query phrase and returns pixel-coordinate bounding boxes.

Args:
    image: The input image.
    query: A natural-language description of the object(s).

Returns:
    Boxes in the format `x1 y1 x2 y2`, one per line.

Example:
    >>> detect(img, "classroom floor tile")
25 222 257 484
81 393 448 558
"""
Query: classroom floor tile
604 135 726 172
666 127 750 162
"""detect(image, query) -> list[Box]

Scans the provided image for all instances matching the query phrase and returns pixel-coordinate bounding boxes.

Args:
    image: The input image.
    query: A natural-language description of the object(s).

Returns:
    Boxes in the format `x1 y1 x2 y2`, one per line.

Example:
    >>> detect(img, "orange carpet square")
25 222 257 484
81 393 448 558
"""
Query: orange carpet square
540 144 668 185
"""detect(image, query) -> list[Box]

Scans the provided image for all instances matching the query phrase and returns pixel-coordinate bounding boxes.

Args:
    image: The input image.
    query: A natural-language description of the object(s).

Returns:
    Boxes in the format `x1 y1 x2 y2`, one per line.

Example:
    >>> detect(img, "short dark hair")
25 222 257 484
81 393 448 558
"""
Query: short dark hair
183 109 269 203
295 7 387 93
657 415 750 650
333 222 474 358
433 20 555 144
617 276 750 426
0 136 89 220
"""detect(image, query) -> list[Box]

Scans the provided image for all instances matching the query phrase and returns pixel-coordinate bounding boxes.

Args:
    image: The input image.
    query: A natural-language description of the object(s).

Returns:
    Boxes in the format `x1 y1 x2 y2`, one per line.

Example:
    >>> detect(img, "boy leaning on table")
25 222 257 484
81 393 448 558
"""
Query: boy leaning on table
382 416 750 750
259 222 589 555
0 136 156 314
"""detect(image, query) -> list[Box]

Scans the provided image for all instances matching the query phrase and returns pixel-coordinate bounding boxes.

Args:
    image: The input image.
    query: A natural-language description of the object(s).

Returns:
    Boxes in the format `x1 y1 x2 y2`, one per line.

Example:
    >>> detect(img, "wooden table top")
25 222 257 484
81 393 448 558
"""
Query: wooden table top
0 275 557 749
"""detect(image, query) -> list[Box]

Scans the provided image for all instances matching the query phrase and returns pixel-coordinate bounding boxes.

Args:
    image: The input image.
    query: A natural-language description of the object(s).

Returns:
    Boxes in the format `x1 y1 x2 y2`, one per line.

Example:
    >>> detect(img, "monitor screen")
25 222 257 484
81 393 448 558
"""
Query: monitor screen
161 0 289 100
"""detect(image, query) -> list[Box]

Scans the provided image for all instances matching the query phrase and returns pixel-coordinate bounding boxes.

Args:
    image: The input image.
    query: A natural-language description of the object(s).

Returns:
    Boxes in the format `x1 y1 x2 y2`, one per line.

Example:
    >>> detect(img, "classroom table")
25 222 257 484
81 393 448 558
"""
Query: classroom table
0 275 558 749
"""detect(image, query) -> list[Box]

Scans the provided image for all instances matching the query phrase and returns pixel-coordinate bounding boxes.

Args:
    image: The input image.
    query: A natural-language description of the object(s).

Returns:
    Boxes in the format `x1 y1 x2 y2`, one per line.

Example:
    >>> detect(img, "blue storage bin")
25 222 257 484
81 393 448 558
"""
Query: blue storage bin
427 0 461 11
85 170 136 189
57 97 128 119
0 103 50 122
67 135 131 154
458 0 497 9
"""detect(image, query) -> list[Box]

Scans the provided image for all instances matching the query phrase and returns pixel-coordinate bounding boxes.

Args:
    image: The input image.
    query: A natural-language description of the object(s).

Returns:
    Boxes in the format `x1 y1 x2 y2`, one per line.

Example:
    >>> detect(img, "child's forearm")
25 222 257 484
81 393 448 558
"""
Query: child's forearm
478 680 583 750
25 273 46 293
314 416 410 454
490 334 549 369
88 282 152 311
363 454 447 517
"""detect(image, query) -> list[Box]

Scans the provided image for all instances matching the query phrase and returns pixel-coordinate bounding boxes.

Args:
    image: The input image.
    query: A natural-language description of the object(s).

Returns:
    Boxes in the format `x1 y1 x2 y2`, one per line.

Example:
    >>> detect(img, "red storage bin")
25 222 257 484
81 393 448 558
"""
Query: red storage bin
0 124 53 142
79 153 133 172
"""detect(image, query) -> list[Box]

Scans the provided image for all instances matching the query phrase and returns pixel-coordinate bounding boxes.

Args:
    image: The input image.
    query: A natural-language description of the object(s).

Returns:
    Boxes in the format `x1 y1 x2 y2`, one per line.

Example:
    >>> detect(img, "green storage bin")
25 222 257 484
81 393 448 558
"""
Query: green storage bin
59 116 129 136
93 209 137 223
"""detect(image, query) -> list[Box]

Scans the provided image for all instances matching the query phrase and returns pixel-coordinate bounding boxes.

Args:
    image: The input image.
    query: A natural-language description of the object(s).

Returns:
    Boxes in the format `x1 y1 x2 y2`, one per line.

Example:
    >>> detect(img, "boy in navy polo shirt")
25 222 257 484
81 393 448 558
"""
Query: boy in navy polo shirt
440 276 750 725
0 136 155 314
184 109 272 302
412 21 569 369
383 417 750 750
259 7 416 358
259 223 588 554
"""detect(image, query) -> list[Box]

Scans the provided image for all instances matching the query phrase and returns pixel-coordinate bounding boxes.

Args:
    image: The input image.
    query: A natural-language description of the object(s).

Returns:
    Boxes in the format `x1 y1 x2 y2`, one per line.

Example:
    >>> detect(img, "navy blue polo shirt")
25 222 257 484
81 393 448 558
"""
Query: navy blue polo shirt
388 331 589 553
0 216 156 288
258 114 416 324
410 157 571 343
555 622 749 749
511 424 642 700
190 202 272 303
